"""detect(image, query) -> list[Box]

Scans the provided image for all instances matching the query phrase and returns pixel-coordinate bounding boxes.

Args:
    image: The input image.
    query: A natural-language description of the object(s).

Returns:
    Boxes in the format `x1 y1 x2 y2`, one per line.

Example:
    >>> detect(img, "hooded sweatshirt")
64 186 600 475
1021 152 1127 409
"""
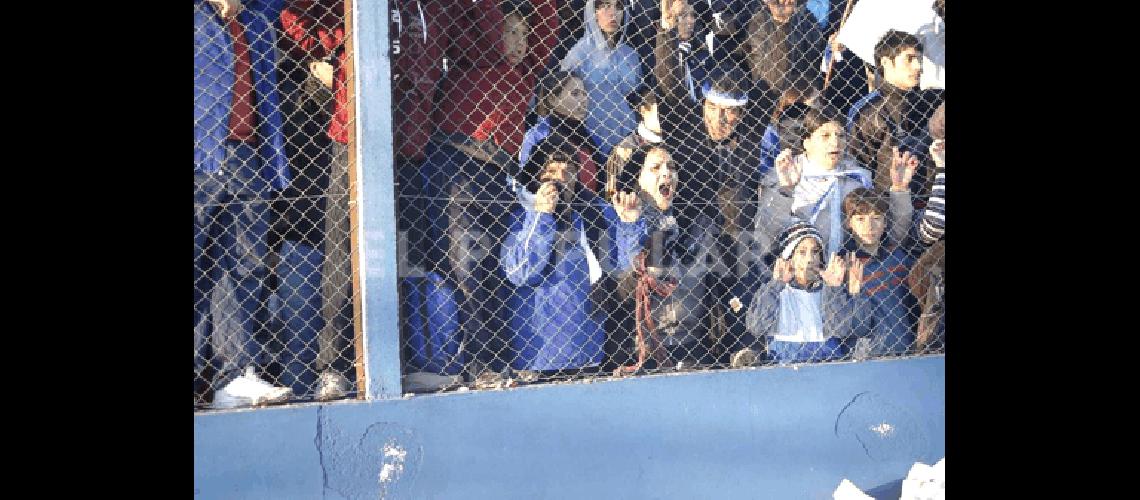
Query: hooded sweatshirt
560 0 642 157
434 0 559 156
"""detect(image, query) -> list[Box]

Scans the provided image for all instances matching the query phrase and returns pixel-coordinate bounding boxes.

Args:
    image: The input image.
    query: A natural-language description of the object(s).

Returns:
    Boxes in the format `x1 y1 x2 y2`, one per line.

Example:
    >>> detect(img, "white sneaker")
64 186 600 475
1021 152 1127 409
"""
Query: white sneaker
316 371 351 401
210 367 294 409
731 348 759 368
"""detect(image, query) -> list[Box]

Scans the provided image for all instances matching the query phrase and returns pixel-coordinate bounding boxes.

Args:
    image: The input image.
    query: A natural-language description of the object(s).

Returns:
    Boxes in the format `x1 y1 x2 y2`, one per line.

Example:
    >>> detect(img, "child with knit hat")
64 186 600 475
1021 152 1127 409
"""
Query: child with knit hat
742 220 873 365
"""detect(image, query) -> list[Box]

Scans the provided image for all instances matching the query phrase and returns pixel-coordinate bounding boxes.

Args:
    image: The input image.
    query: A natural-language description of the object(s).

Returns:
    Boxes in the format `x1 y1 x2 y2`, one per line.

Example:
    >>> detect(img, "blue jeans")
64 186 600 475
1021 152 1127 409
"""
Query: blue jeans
421 142 512 374
194 141 271 389
274 240 325 396
768 338 847 365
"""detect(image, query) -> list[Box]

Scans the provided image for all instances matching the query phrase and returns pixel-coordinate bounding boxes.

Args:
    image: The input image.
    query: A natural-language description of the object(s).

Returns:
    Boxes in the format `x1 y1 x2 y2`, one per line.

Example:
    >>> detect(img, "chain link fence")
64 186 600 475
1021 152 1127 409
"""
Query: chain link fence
194 0 945 409
396 0 945 393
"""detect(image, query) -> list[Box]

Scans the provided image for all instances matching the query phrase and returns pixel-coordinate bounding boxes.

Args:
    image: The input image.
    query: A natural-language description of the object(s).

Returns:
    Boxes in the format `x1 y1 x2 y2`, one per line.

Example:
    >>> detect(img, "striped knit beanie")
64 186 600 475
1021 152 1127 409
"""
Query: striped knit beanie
776 220 825 260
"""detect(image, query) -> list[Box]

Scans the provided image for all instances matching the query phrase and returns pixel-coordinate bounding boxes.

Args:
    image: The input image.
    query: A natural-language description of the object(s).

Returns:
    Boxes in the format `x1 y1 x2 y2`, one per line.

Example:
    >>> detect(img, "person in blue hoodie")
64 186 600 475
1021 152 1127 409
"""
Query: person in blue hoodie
560 0 643 158
500 141 617 378
743 221 871 364
836 187 918 358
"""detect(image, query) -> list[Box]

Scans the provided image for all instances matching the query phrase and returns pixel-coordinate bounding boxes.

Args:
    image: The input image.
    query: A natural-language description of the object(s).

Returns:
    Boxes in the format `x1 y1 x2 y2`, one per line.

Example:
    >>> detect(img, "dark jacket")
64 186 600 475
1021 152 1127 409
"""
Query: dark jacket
740 5 824 97
838 241 918 357
847 82 944 197
281 0 354 146
653 25 764 261
613 202 718 346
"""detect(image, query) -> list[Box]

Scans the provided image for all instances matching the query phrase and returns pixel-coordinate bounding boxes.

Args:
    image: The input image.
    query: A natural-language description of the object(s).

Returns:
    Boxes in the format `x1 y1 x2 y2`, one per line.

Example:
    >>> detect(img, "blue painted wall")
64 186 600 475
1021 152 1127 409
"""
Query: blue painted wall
195 355 944 499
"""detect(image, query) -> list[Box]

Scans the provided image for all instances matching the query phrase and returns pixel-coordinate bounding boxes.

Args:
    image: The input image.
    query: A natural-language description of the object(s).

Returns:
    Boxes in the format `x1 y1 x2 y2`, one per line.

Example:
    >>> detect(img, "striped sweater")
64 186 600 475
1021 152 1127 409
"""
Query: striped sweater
918 168 945 245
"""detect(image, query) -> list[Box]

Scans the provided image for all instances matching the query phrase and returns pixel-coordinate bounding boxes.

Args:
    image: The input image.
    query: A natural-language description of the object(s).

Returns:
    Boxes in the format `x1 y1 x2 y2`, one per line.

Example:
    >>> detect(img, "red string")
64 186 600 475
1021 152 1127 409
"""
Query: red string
614 252 678 376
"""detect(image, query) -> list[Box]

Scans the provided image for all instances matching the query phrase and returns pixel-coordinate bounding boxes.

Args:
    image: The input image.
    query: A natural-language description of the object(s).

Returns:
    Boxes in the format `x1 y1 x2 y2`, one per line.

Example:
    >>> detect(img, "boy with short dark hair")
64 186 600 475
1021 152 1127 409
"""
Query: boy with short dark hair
838 187 918 358
847 29 942 197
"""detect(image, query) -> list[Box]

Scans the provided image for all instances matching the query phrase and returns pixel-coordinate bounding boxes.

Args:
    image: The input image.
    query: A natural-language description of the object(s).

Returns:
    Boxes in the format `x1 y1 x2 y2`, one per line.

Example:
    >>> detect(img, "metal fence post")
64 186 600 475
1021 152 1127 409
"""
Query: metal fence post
351 0 402 400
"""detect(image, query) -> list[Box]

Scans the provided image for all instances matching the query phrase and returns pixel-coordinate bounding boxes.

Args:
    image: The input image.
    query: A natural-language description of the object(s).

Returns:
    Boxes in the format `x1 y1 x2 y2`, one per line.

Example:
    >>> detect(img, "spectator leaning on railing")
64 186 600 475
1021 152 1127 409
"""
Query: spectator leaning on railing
279 0 356 400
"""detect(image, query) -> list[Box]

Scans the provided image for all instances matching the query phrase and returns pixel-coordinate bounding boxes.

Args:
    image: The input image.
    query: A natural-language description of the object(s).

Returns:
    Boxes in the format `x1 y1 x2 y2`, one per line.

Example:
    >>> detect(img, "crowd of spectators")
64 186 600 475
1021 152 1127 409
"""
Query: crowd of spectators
194 0 946 408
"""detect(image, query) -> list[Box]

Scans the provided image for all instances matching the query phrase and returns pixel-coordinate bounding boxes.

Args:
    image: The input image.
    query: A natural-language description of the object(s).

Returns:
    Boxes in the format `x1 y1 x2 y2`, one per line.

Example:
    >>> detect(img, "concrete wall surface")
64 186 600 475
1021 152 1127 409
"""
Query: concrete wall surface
195 355 945 499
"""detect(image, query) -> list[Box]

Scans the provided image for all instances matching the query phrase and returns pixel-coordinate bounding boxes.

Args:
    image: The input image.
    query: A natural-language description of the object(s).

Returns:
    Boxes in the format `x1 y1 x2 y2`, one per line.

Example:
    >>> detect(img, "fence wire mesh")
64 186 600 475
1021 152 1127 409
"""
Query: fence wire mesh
194 0 358 410
396 0 945 393
194 0 946 409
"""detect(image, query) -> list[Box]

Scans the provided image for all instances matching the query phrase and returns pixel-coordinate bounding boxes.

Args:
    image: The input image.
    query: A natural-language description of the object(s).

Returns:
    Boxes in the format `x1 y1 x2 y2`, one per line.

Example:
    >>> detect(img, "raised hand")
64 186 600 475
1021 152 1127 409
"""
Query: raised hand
889 146 919 192
847 253 865 295
309 60 335 89
775 149 801 190
534 182 560 214
774 257 793 284
821 253 847 287
661 0 685 29
207 0 243 20
929 139 945 170
613 190 642 223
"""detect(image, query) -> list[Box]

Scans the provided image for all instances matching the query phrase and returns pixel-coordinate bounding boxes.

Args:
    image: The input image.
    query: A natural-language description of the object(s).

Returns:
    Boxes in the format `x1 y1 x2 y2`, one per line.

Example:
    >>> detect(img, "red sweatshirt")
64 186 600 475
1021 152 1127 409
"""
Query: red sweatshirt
433 0 559 156
280 0 350 145
391 0 445 160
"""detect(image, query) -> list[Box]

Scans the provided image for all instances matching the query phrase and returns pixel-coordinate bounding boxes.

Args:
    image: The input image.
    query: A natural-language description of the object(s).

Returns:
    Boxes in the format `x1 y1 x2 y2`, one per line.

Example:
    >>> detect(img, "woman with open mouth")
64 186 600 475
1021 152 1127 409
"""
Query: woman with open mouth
609 144 718 374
